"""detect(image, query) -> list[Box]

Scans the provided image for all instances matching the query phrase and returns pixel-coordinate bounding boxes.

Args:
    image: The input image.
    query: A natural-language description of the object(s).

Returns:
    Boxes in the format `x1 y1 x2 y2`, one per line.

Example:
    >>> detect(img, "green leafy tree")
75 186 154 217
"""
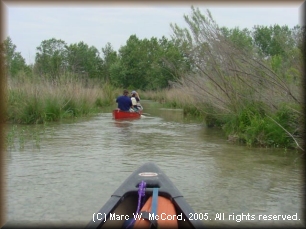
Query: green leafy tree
252 25 303 82
66 41 102 79
34 38 68 79
109 59 127 87
111 35 190 90
253 25 294 58
158 36 192 85
137 37 161 89
220 27 253 52
3 37 31 77
115 35 147 89
101 42 118 82
291 25 304 51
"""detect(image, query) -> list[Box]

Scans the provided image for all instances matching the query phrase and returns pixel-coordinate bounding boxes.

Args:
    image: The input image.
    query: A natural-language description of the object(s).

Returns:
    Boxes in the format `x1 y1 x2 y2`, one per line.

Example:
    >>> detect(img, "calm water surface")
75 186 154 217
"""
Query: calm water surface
4 101 304 227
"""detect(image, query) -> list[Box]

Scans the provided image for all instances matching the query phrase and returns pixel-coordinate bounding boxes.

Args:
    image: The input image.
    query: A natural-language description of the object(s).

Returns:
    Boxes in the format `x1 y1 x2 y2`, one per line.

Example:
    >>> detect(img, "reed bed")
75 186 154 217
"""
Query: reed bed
141 80 303 150
142 87 202 118
6 74 117 124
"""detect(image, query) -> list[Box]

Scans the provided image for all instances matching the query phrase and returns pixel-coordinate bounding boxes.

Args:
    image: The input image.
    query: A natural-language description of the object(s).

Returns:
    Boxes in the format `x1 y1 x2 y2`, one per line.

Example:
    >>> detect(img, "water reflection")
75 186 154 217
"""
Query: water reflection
114 120 134 128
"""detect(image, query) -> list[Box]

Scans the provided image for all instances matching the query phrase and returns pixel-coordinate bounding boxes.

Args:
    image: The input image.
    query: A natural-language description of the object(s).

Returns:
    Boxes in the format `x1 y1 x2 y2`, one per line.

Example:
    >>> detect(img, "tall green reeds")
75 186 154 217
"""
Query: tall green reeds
6 73 116 124
221 102 300 148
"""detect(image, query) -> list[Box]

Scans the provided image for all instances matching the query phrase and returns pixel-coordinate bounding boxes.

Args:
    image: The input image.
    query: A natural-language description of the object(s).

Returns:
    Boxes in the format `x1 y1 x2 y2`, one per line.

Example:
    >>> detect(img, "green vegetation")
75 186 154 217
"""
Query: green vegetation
141 7 304 150
6 74 120 124
5 124 53 150
2 6 304 150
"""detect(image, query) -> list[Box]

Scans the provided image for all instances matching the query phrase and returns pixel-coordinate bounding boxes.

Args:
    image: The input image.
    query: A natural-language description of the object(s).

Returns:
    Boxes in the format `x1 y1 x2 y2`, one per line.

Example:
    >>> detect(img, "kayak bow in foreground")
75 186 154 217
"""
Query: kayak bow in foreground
86 162 204 229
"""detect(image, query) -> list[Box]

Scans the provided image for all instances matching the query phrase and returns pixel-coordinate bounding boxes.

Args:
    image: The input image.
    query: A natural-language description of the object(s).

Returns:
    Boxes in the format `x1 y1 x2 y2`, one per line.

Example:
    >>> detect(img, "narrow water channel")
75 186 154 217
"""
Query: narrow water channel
4 100 304 227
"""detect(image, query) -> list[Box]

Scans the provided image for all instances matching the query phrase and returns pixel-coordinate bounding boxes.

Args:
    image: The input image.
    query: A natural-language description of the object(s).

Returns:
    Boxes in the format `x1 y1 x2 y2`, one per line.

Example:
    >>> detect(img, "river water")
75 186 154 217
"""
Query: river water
4 100 304 227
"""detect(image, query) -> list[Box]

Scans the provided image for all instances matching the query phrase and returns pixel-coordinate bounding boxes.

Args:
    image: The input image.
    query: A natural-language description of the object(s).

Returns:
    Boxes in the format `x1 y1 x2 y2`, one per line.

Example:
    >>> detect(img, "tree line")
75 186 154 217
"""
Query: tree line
3 36 190 90
2 7 304 92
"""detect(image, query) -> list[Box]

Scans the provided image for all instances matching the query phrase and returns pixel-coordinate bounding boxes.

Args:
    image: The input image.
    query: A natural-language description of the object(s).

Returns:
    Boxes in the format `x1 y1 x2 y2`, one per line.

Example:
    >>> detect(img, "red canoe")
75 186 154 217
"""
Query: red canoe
112 109 143 119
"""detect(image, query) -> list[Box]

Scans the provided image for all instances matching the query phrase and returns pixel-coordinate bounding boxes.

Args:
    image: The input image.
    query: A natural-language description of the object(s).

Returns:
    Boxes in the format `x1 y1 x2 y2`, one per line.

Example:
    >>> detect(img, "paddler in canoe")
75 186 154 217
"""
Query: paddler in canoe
116 89 133 112
115 89 143 113
130 90 143 112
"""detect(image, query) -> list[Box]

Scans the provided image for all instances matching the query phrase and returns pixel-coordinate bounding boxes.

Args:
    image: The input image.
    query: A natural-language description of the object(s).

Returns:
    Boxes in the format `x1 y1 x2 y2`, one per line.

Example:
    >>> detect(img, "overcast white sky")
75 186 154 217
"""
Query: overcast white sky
3 2 304 65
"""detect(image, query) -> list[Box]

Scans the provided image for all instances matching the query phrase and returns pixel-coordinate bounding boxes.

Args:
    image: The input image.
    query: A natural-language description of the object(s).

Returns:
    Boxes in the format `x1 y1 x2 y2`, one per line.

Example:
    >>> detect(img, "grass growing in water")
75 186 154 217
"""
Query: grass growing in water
6 74 117 124
6 124 46 150
222 103 299 148
141 89 303 150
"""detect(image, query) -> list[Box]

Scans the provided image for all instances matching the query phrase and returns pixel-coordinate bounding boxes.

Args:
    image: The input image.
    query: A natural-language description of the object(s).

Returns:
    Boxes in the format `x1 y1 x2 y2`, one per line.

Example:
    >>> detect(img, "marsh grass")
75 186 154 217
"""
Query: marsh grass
5 125 16 149
144 89 198 120
6 124 45 149
221 102 300 148
141 85 303 149
7 73 116 124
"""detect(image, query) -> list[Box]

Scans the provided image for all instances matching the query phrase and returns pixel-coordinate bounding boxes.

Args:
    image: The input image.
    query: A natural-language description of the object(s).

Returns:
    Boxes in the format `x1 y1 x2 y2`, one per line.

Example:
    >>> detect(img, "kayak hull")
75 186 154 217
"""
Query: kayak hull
112 109 142 119
86 162 204 229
